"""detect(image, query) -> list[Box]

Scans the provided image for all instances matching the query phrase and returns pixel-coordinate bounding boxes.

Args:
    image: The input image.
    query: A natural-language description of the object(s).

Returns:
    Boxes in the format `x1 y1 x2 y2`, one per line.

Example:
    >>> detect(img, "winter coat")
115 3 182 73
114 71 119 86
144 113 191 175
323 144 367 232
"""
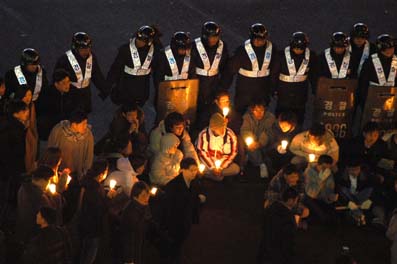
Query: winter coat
289 129 339 163
149 120 198 162
304 166 336 203
104 157 139 196
240 110 275 149
150 133 183 186
48 120 94 179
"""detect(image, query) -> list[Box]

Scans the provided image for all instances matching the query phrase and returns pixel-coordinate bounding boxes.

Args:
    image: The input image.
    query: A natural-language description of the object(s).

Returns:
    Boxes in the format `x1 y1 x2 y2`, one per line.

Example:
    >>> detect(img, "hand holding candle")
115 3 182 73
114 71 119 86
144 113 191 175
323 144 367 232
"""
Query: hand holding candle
150 187 158 195
109 179 117 190
281 140 288 150
48 183 57 194
66 175 72 185
222 107 230 117
215 160 222 169
199 163 206 174
245 137 254 147
309 153 316 163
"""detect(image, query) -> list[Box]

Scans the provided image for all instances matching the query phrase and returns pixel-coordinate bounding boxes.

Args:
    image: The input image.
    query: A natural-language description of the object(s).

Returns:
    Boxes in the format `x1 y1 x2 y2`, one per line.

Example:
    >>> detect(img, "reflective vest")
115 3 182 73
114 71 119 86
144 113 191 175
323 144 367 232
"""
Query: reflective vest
279 46 310 83
124 38 154 76
348 40 370 76
164 46 190 81
14 65 43 101
195 38 223 77
66 50 92 89
238 40 272 78
369 53 397 86
325 48 350 79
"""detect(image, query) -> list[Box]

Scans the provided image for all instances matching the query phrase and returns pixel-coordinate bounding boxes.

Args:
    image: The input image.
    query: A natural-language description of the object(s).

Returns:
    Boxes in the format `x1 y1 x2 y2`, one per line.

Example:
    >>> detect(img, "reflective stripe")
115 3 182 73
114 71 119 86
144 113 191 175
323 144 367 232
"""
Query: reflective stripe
66 50 92 89
279 73 307 82
371 53 397 86
14 65 43 101
125 38 154 76
238 39 272 78
280 46 310 83
195 38 223 77
325 48 350 79
164 46 190 80
348 40 370 77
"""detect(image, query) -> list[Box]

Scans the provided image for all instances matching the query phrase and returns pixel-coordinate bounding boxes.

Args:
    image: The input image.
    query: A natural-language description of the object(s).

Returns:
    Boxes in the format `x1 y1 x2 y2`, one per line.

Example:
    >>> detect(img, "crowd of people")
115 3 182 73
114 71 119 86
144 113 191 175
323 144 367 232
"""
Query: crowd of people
0 20 396 264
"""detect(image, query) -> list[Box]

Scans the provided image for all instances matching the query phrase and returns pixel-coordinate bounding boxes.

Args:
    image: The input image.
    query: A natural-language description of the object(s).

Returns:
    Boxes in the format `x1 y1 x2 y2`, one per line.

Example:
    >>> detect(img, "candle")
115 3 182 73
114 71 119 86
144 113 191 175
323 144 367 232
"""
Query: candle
48 183 57 194
215 160 222 169
109 179 117 190
281 140 288 150
222 107 230 117
245 137 254 147
309 154 316 163
66 175 72 185
199 163 206 173
150 187 158 195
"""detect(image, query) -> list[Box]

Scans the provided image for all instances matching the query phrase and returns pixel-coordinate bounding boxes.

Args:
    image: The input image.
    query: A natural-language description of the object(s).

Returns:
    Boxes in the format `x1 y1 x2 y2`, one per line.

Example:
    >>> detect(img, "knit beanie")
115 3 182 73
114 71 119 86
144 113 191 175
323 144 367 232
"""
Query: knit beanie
209 113 226 129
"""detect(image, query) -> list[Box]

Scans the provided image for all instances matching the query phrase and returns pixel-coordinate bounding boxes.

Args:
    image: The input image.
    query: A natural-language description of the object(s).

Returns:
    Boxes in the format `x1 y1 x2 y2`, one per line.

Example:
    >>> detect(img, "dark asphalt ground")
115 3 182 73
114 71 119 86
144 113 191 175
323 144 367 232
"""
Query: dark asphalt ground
1 0 397 263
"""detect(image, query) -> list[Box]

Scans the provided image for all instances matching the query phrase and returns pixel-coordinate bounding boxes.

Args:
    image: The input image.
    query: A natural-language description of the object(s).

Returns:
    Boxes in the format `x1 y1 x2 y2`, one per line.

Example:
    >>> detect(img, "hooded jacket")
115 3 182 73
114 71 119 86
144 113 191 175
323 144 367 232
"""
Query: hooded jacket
48 120 94 179
104 157 139 196
150 133 183 186
149 120 198 163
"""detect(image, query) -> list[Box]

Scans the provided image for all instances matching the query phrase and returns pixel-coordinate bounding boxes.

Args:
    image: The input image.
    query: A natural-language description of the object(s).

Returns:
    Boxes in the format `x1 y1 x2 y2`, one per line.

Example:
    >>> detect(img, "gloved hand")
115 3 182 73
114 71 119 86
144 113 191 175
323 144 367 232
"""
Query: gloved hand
360 199 372 210
347 201 358 210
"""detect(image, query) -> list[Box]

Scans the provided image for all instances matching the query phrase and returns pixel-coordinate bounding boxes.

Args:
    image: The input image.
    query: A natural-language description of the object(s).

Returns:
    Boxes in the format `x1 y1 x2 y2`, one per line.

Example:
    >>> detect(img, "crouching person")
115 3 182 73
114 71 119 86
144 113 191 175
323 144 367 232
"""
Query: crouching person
304 155 339 225
196 113 240 181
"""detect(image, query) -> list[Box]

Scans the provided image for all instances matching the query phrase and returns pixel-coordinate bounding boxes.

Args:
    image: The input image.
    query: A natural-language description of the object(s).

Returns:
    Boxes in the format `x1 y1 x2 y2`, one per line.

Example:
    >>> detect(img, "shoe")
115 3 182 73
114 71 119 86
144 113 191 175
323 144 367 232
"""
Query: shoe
260 163 269 178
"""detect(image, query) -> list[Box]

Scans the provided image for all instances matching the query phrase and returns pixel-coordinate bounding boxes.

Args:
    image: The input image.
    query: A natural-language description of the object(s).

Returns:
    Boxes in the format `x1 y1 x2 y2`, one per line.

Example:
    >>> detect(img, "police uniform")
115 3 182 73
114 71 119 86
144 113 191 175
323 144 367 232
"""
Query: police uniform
107 26 160 107
54 33 109 113
276 32 318 124
221 24 278 114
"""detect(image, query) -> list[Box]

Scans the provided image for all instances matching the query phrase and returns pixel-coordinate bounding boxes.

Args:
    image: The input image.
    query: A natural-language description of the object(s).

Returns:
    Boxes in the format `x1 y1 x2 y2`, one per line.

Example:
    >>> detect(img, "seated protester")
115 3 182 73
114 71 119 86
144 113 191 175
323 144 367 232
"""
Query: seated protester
104 153 140 197
79 159 116 264
290 123 339 170
20 207 70 264
196 113 240 181
38 147 71 194
101 132 133 173
240 99 275 178
264 164 308 221
266 111 300 172
0 100 29 193
47 110 94 180
304 155 338 225
336 158 374 226
196 89 242 134
15 166 54 245
121 181 160 264
341 122 388 174
14 85 38 173
0 77 7 116
36 69 76 140
149 111 198 163
257 188 299 264
150 133 183 186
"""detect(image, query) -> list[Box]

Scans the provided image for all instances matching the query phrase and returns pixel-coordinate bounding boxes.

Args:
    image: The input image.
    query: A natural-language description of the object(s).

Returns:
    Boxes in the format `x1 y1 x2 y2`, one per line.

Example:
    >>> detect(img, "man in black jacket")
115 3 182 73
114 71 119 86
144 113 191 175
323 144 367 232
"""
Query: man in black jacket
54 32 109 113
160 158 201 264
21 207 71 264
257 187 299 264
121 181 159 264
36 69 77 140
108 25 161 107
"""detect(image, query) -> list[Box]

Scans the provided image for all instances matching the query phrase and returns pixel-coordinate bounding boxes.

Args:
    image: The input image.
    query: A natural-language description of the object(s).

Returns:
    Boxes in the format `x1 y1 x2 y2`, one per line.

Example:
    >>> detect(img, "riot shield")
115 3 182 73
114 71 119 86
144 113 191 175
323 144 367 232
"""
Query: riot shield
157 79 199 123
314 77 357 139
361 86 397 131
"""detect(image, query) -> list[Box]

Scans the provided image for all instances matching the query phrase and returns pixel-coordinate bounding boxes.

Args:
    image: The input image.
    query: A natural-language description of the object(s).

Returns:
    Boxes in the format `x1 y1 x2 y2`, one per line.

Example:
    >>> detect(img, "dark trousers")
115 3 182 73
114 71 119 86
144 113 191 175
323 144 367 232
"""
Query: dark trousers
303 196 337 225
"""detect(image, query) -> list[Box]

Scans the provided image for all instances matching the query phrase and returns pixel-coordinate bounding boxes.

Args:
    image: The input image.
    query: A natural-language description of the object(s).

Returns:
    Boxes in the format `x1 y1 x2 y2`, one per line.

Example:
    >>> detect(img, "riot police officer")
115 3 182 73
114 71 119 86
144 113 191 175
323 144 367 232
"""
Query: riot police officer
5 48 48 102
348 23 376 78
358 34 396 108
221 23 278 114
318 32 356 79
276 32 317 124
192 21 229 115
54 32 109 113
107 25 161 107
